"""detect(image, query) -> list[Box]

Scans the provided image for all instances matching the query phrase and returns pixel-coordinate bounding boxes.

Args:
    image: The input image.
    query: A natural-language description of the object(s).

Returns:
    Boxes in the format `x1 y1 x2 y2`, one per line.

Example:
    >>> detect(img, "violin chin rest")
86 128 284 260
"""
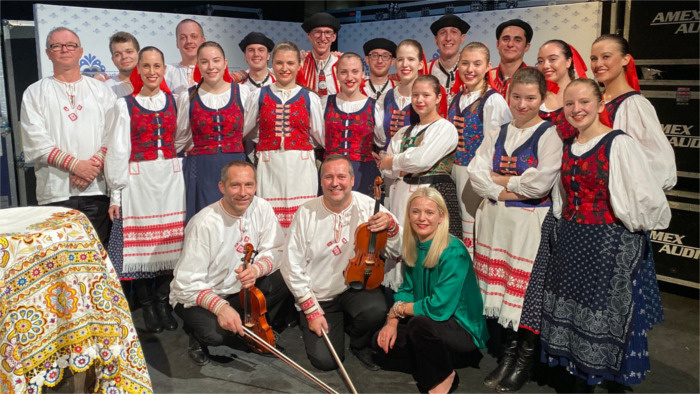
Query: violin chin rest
348 281 364 290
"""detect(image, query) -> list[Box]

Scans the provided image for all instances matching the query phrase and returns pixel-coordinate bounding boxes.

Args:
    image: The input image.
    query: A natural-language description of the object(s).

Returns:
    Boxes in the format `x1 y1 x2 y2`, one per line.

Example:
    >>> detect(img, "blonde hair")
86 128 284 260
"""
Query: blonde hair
402 188 450 269
460 42 490 98
272 41 301 64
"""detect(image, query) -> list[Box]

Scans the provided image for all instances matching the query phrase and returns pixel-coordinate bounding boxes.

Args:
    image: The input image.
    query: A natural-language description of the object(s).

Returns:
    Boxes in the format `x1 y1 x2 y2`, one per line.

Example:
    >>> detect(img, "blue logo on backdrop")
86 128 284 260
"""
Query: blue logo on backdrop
80 53 106 76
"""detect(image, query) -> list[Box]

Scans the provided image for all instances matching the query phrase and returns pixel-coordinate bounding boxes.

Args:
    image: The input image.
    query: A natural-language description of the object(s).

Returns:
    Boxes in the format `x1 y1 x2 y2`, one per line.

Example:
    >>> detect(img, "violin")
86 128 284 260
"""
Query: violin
239 243 275 354
344 176 387 290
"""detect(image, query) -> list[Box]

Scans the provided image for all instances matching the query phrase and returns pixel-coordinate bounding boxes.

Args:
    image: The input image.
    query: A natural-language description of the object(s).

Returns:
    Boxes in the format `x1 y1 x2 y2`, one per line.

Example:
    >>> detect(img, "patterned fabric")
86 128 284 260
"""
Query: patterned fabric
124 94 177 162
518 208 555 334
539 107 578 141
184 151 247 222
297 53 339 96
561 130 623 224
605 91 641 123
492 122 553 208
0 207 152 394
449 90 497 166
47 148 78 172
256 86 313 151
324 95 377 161
107 205 169 280
382 90 418 148
400 124 454 177
430 179 462 239
541 219 646 385
188 83 245 155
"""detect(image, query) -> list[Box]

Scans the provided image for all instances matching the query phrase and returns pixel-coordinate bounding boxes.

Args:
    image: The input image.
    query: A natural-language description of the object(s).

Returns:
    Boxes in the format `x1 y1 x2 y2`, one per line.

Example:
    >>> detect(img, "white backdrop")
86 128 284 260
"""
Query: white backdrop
33 3 310 79
340 2 602 78
34 2 601 80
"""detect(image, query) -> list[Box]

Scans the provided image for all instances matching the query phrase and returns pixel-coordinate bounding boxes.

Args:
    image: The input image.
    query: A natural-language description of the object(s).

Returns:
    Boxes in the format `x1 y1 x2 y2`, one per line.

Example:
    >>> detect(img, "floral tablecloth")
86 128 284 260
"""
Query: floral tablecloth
0 207 152 393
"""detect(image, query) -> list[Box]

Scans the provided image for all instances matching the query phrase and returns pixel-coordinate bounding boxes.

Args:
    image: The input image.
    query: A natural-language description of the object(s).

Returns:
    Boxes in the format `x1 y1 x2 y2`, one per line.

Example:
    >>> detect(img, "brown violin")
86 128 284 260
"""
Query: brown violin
239 243 275 354
344 176 387 290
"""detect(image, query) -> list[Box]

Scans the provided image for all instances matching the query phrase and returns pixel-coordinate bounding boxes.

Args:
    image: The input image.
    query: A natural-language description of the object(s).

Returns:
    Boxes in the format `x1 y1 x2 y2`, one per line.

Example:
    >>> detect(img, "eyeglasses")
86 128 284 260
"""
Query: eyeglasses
311 30 335 38
368 53 392 61
48 42 80 52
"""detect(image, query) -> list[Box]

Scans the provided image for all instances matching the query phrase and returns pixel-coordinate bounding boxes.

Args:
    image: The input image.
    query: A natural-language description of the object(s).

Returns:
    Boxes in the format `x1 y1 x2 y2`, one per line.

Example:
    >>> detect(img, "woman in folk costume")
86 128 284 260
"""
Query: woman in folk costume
374 187 489 394
105 47 186 333
537 39 589 142
447 42 511 257
376 74 460 294
377 39 447 150
591 34 676 192
322 52 383 197
590 34 675 338
244 41 324 230
176 41 250 221
467 68 562 392
541 79 671 391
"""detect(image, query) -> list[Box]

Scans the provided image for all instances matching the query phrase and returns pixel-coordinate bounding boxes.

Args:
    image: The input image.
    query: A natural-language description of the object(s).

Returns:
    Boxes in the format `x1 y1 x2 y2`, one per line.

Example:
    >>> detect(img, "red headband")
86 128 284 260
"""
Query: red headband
193 64 234 84
569 45 588 79
129 67 172 96
625 55 640 92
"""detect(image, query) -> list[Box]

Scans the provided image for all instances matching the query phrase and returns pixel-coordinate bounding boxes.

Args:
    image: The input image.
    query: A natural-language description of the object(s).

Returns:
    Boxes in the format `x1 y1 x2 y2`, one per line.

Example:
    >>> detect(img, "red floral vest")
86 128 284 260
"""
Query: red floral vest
561 130 625 224
189 83 244 155
324 95 376 161
125 94 177 162
256 86 313 151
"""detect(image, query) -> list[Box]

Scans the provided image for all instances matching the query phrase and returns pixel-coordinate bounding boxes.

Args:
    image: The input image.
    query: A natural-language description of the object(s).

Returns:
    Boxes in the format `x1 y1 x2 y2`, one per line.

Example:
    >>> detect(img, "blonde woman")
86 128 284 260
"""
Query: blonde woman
374 187 488 393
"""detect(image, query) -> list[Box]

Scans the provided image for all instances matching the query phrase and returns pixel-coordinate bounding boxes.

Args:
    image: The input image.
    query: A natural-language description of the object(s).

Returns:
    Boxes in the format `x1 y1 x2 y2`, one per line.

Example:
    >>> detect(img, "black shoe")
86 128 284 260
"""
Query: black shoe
496 330 537 392
142 303 163 333
155 299 178 331
484 329 518 388
188 336 209 366
351 346 380 371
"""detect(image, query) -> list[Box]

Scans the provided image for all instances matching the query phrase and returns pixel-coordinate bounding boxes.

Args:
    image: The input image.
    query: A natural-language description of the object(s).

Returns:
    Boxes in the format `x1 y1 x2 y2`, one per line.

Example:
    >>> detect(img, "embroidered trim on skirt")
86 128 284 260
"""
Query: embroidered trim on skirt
540 219 651 385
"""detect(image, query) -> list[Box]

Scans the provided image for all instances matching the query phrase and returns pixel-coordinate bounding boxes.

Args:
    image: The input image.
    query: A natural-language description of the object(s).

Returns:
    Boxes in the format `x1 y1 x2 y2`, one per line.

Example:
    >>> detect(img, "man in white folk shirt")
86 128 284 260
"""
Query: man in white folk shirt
20 27 116 245
297 12 341 97
237 32 276 90
427 15 470 97
165 18 206 96
170 161 294 366
281 155 402 371
104 31 139 97
361 38 397 103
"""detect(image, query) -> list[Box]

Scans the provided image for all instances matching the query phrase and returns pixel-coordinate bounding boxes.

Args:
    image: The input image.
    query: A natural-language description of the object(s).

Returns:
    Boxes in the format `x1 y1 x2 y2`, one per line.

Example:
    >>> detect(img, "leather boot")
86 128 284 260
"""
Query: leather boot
484 329 519 388
496 329 537 392
156 296 178 331
141 300 163 333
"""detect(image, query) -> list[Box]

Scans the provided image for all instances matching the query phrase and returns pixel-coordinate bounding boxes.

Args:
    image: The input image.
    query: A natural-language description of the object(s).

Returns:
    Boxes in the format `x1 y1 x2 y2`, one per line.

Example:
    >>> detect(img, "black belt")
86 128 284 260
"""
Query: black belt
402 174 452 185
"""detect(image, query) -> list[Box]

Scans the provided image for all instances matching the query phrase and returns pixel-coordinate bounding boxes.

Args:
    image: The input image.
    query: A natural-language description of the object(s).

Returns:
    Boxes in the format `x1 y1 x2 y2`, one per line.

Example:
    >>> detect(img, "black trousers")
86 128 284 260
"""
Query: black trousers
299 288 387 371
174 270 293 347
372 315 476 393
45 195 111 246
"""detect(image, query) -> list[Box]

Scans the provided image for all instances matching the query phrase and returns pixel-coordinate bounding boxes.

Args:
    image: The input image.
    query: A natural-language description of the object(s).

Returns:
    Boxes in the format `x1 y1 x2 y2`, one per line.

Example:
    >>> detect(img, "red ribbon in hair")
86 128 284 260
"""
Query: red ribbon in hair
129 67 172 96
546 80 560 94
599 95 613 127
569 44 588 79
625 55 640 92
193 64 233 84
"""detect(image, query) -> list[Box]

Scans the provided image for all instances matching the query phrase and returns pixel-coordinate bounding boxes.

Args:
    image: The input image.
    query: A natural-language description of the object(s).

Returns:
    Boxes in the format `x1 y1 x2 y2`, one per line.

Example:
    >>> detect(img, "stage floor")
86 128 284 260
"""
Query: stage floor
49 290 699 393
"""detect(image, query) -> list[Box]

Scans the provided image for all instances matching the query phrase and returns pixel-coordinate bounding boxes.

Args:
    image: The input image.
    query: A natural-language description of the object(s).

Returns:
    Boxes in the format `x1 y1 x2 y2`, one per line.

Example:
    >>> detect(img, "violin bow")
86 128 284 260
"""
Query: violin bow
241 326 339 394
322 331 358 394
